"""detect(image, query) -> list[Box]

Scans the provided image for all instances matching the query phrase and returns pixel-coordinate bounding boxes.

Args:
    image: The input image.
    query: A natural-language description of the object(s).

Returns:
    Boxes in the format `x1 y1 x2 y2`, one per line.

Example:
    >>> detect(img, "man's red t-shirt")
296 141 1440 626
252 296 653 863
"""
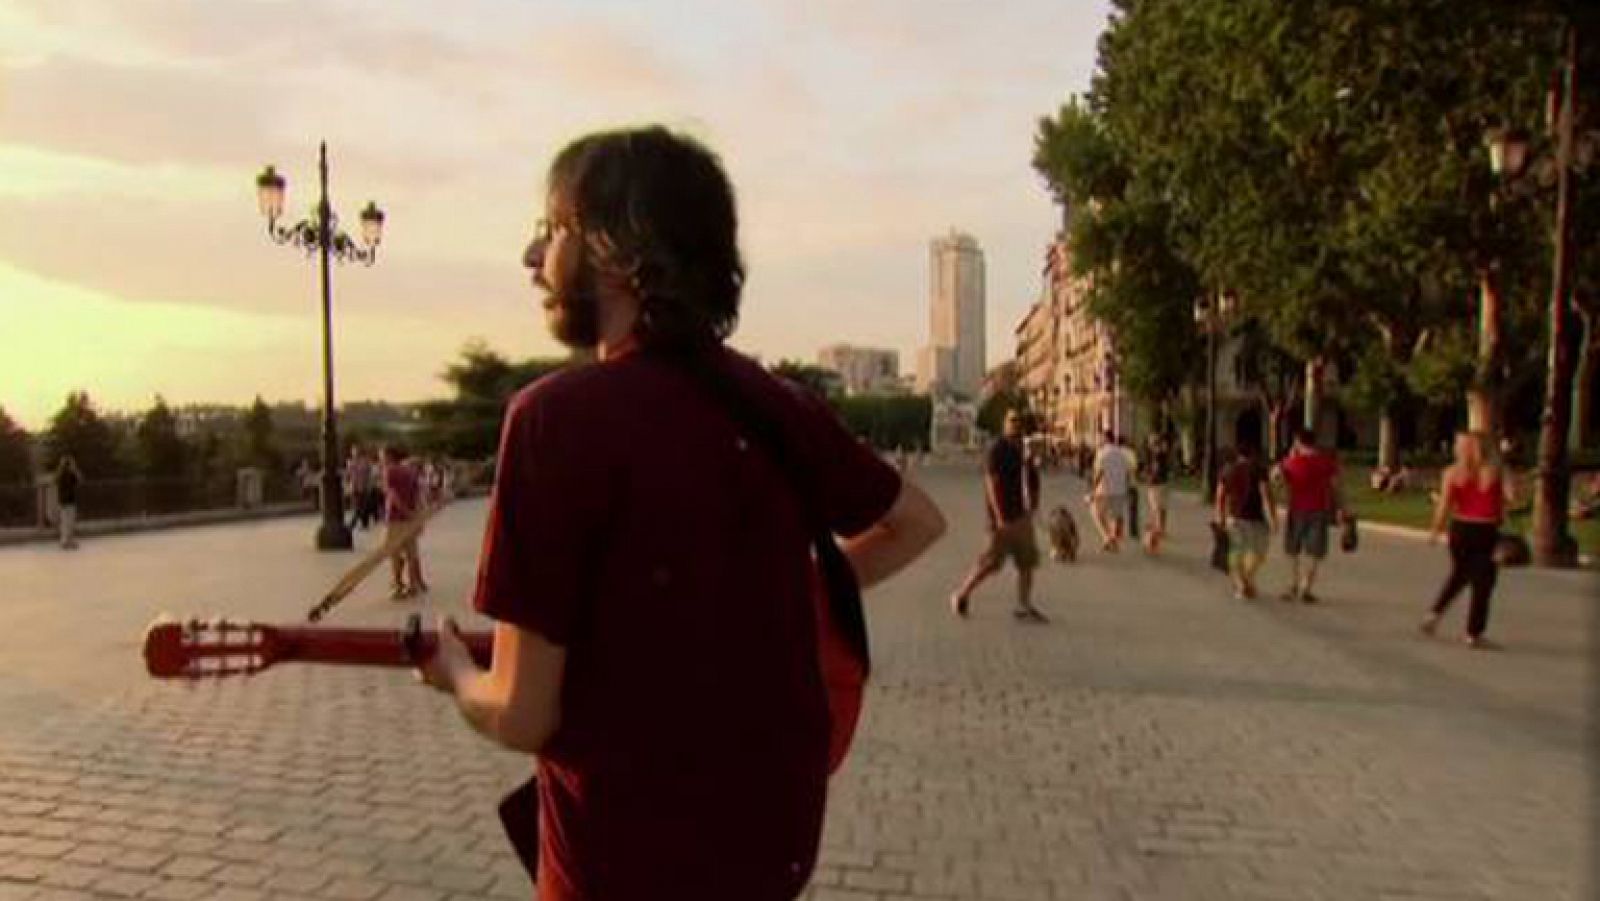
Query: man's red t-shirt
384 461 420 521
1280 449 1339 514
473 346 901 901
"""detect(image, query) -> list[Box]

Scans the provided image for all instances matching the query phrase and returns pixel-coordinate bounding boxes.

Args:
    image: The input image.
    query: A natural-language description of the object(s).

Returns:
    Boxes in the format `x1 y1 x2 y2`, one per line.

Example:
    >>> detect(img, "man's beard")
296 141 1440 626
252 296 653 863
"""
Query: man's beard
545 263 601 350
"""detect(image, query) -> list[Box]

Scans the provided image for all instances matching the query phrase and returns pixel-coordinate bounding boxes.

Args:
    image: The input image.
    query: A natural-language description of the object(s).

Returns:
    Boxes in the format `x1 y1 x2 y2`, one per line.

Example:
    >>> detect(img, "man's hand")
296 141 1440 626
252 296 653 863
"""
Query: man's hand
418 616 478 693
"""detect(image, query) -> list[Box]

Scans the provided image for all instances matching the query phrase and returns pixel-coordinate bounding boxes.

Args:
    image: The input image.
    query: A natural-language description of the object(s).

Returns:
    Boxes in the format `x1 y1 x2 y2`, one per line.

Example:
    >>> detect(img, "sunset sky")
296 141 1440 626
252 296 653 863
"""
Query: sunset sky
0 0 1111 430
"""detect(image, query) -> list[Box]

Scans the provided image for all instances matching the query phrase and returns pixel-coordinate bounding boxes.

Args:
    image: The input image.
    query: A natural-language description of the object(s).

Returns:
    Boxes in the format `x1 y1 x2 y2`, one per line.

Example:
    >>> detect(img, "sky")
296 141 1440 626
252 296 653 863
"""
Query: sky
0 0 1112 430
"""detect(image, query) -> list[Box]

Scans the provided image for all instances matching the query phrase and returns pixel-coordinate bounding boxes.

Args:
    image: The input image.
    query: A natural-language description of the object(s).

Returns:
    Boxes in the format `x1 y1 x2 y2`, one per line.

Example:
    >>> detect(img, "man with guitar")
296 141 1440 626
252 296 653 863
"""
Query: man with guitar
417 127 946 900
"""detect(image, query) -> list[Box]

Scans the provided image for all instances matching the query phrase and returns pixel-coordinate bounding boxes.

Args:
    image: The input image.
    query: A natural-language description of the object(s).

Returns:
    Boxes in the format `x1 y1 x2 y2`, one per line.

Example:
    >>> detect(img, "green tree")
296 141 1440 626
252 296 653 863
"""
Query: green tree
0 406 32 486
770 360 841 400
136 395 188 478
242 396 281 470
835 395 932 451
1033 100 1203 407
1046 0 1561 461
976 391 1028 438
420 340 568 459
46 392 123 477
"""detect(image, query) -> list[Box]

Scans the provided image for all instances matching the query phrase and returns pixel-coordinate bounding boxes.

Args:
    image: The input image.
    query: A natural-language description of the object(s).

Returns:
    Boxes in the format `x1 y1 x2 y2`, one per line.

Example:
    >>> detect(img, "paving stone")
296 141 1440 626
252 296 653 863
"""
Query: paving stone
318 878 388 901
0 476 1589 901
209 864 274 888
138 879 215 901
86 872 161 899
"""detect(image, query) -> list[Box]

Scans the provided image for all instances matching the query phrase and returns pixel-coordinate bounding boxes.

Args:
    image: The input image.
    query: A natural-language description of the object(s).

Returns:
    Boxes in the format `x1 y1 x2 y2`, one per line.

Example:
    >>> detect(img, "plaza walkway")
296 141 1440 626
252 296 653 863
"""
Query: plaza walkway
0 466 1591 901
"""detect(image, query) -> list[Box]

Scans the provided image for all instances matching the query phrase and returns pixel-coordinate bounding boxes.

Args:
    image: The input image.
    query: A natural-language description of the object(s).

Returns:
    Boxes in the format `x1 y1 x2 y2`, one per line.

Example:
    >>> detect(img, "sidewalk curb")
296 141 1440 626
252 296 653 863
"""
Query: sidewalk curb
0 486 492 549
1173 484 1595 569
1357 517 1595 568
0 502 315 547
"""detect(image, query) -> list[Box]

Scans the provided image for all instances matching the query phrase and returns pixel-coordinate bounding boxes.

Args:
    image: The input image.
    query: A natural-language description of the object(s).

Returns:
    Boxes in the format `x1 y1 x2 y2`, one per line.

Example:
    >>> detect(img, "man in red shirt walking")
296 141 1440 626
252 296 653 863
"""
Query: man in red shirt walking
418 126 946 900
1276 428 1344 603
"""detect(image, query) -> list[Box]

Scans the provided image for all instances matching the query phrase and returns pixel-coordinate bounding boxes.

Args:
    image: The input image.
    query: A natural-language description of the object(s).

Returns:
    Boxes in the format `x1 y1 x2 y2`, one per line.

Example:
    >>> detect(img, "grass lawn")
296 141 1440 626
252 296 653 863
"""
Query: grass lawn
1343 470 1600 556
1158 467 1599 557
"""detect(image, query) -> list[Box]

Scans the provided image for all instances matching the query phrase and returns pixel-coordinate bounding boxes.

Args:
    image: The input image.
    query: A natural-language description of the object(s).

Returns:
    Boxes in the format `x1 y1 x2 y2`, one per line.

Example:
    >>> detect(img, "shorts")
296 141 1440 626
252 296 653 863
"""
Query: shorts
1229 520 1269 560
1096 493 1128 521
978 519 1041 572
1144 484 1169 516
1285 511 1331 559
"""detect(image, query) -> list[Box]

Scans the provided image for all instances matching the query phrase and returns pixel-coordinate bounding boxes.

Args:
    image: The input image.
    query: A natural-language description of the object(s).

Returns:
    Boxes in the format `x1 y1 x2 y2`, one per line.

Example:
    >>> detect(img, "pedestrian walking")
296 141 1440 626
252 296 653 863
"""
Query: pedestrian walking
1139 432 1173 553
1216 442 1277 599
55 455 83 550
1276 428 1344 603
345 447 377 531
416 126 945 901
1420 431 1516 648
381 445 428 599
950 409 1048 622
1089 430 1134 552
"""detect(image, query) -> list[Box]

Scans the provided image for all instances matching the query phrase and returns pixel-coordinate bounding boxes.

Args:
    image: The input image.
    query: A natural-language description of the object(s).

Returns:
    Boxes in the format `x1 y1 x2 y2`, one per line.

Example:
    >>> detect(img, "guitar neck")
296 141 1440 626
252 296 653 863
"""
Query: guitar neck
273 626 494 669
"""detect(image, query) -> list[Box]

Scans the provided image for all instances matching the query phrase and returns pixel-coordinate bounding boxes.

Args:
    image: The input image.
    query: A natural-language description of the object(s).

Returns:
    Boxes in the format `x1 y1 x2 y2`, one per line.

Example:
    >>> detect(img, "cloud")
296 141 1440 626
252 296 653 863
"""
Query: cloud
0 257 560 429
0 0 1112 415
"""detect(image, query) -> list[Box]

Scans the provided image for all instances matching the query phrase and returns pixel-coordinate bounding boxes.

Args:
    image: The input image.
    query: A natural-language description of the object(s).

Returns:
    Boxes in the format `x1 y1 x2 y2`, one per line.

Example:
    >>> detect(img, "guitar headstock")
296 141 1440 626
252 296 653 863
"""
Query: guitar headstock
144 616 281 679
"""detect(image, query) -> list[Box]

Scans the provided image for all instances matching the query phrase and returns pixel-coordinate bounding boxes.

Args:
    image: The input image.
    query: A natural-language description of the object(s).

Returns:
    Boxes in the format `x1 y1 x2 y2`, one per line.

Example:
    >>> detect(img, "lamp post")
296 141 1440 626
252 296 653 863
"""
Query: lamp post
1483 23 1591 568
256 143 385 551
1193 292 1237 500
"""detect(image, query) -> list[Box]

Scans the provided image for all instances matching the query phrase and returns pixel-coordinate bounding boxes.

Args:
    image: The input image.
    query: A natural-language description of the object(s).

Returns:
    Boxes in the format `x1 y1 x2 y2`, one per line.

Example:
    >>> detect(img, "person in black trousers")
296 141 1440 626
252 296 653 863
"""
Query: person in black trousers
1421 432 1516 648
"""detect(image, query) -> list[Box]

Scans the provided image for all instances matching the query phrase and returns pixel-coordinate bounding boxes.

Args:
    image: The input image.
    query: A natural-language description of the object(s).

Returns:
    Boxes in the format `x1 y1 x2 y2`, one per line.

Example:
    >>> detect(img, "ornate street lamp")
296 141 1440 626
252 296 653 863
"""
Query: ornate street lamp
1481 24 1593 567
1484 127 1532 180
1194 292 1237 500
255 143 385 551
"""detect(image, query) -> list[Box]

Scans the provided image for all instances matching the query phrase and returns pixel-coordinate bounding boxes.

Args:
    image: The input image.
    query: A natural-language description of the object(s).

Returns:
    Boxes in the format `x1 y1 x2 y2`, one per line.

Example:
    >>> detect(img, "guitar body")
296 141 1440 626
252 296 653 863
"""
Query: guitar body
814 577 866 774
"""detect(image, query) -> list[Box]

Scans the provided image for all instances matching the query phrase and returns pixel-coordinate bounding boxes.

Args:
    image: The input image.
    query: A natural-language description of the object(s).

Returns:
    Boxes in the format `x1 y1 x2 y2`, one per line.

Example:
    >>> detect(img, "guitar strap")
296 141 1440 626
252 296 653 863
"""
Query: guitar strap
654 344 872 673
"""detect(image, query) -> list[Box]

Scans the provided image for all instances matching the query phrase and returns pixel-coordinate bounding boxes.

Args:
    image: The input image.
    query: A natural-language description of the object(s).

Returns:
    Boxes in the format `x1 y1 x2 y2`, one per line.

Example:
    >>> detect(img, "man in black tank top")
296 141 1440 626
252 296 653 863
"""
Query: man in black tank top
949 410 1047 623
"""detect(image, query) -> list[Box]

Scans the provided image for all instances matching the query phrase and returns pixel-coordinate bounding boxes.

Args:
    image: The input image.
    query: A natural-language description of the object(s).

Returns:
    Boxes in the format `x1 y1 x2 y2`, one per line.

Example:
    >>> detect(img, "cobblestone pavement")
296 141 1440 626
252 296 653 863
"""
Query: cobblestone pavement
0 466 1591 900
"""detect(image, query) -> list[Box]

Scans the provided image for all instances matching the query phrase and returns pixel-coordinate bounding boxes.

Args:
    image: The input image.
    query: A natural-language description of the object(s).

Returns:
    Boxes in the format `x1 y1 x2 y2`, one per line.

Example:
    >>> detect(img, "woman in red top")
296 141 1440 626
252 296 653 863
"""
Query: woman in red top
1421 432 1516 647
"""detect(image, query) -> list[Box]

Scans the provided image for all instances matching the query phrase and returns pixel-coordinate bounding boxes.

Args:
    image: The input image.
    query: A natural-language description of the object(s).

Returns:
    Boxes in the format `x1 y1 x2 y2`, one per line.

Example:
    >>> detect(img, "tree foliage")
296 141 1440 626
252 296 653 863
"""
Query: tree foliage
770 360 841 400
242 396 281 470
1035 0 1577 453
0 406 32 486
976 390 1028 437
835 395 932 451
136 395 187 478
420 341 568 459
45 392 123 477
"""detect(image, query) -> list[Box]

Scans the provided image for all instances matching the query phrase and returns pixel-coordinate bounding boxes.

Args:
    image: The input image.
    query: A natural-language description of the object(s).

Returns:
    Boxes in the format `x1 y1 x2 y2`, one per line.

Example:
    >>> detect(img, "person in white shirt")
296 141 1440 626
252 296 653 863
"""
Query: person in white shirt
1090 431 1135 552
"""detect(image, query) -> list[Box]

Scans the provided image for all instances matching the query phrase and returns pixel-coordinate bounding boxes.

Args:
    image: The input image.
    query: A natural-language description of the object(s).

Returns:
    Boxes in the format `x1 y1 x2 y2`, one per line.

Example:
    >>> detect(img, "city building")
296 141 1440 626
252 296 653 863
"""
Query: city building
1016 236 1134 448
915 346 957 395
1012 231 1259 463
916 229 986 399
929 396 978 455
817 344 900 396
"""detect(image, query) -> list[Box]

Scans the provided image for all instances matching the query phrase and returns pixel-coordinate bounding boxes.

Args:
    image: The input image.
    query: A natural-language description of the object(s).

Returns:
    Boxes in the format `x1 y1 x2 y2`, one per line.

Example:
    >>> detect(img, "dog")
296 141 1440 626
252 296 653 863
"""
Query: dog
1046 505 1080 563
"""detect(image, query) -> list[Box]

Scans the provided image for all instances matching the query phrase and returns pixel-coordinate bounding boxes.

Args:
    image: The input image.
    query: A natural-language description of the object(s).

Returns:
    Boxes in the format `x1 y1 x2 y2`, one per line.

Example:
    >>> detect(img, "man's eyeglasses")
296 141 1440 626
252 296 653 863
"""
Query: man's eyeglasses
531 217 574 243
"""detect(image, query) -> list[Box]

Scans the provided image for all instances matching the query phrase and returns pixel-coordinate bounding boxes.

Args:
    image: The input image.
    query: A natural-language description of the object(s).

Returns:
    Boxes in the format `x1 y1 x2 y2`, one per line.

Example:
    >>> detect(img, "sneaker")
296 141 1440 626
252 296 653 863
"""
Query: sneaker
1463 634 1498 650
949 593 970 619
1418 613 1441 636
1013 606 1049 624
1299 591 1319 605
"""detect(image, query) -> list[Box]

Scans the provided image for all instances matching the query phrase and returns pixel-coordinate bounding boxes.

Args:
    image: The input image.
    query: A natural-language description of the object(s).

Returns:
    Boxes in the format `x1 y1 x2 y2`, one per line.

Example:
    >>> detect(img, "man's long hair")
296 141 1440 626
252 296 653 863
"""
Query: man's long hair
547 126 744 351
